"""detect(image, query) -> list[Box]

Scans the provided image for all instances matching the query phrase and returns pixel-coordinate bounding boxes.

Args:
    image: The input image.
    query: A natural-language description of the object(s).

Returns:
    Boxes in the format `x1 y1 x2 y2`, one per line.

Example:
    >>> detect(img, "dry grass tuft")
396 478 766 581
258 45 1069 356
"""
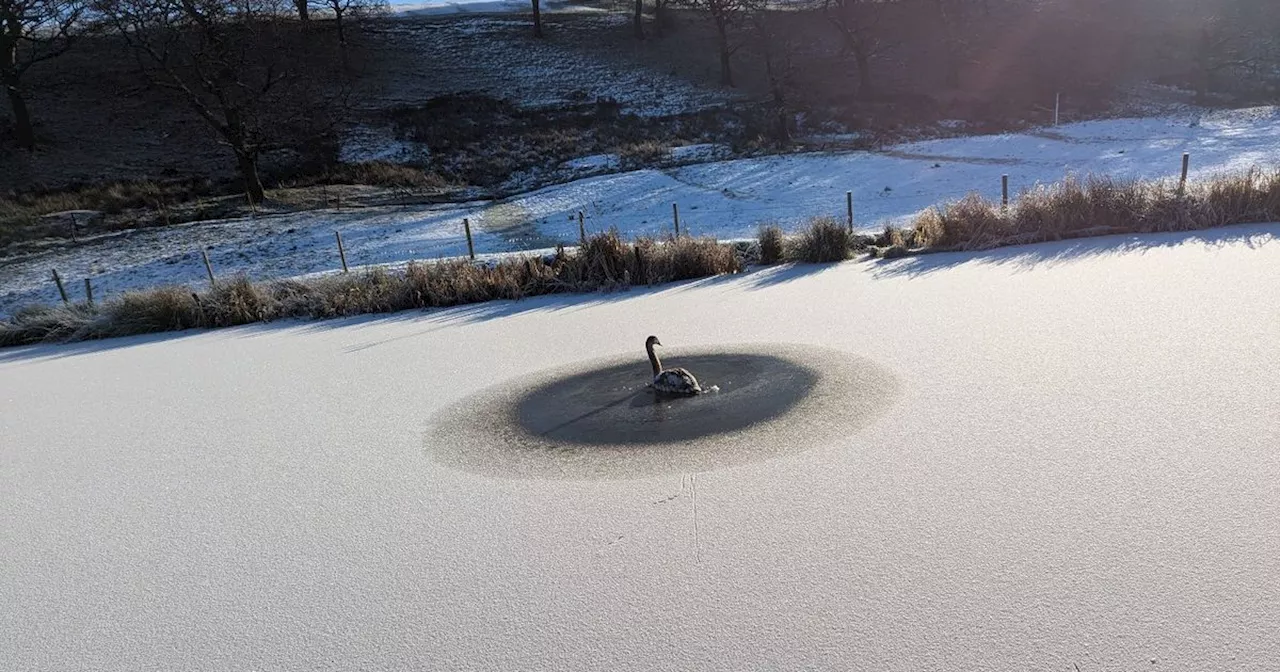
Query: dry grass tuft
0 304 95 346
286 162 454 190
1 232 743 347
618 140 671 167
793 216 853 263
912 171 1280 251
648 235 743 281
757 224 785 264
98 286 206 337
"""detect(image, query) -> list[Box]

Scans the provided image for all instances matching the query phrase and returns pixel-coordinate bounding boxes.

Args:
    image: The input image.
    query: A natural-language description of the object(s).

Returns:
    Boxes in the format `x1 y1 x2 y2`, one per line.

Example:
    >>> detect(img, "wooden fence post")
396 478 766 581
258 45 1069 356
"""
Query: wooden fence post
84 278 94 308
335 231 349 273
201 249 217 288
52 269 68 306
1054 92 1060 126
846 191 854 231
464 218 475 260
69 212 78 243
1178 153 1190 196
1002 175 1009 208
672 203 680 237
578 211 586 244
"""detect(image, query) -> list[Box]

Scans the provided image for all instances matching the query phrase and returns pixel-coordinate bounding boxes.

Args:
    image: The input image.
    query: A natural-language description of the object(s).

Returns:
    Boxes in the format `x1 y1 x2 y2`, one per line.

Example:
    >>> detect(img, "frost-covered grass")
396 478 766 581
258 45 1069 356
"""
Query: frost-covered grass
0 178 221 244
910 169 1280 252
791 217 855 263
0 232 740 346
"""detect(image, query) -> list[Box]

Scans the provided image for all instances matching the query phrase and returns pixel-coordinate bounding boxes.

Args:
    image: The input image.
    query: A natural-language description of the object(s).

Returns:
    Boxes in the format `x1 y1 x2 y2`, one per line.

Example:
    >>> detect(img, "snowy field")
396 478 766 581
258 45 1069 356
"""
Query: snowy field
4 107 1280 316
3 225 1279 670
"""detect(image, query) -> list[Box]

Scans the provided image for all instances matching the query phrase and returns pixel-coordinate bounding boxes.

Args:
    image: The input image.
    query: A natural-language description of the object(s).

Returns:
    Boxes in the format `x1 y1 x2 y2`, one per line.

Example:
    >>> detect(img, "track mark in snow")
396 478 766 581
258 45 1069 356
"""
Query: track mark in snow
878 150 1028 166
691 473 702 565
662 168 753 199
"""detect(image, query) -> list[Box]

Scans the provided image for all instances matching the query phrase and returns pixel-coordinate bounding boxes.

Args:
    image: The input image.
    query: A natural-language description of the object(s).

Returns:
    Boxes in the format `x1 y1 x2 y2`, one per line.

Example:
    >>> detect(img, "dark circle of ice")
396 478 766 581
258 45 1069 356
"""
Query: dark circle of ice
426 343 899 480
516 353 818 445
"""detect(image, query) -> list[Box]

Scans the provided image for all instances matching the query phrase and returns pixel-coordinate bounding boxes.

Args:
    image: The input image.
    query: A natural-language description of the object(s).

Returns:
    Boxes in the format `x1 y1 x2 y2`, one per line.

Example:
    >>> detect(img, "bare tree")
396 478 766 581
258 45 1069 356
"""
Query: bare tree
821 0 892 99
1 0 87 150
633 0 643 39
1180 0 1280 104
309 0 386 68
531 0 541 37
101 0 343 202
930 0 970 87
749 8 793 143
294 0 307 20
684 0 759 86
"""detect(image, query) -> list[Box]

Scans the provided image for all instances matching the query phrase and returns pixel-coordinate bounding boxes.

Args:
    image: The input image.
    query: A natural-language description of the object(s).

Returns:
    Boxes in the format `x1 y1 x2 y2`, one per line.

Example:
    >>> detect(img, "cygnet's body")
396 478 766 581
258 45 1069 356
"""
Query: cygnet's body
645 335 704 396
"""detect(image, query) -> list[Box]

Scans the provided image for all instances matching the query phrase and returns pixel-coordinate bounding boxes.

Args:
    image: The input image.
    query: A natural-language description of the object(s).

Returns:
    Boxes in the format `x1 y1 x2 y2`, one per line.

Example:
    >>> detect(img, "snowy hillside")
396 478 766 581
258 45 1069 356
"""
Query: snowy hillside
3 225 1279 670
3 107 1280 316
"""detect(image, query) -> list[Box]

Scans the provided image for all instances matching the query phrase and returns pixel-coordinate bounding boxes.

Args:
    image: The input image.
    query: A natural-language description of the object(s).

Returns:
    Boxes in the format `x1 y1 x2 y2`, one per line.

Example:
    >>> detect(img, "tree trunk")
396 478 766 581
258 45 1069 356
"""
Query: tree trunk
774 107 789 144
716 22 733 87
2 30 34 150
236 149 266 204
531 0 543 38
654 0 666 37
634 0 644 39
5 81 35 151
854 48 873 99
296 0 309 21
336 11 349 71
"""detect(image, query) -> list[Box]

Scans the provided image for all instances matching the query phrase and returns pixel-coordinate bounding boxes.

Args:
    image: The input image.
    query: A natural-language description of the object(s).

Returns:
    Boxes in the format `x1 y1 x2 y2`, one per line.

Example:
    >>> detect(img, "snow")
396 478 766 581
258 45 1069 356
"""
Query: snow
372 16 734 116
339 125 433 164
669 142 732 162
558 153 621 172
5 109 1280 316
3 225 1280 670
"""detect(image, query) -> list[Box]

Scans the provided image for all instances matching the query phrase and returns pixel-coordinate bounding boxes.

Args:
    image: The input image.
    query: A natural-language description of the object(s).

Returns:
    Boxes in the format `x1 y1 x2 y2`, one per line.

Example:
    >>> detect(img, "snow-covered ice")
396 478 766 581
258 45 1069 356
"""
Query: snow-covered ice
4 109 1280 316
3 224 1279 670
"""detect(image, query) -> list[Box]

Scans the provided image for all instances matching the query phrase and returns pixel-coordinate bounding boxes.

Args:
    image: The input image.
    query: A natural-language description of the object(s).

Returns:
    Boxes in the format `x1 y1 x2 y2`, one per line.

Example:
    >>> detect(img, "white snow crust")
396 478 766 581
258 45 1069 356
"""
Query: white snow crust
3 224 1280 671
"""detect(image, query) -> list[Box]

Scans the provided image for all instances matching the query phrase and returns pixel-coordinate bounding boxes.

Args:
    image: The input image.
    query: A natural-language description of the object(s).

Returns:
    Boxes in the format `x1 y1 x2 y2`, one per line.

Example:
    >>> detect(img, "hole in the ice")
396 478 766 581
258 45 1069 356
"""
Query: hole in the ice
425 343 899 481
514 354 818 445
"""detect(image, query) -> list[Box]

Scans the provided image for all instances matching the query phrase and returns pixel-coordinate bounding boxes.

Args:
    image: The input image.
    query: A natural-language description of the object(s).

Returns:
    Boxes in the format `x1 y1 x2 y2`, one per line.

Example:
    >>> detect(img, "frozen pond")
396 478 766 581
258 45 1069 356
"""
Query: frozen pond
3 225 1280 671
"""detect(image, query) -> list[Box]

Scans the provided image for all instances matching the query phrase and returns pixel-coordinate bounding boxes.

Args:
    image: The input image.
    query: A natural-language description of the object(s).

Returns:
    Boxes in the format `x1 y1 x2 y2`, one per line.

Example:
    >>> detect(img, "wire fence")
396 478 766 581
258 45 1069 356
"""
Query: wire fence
18 149 1200 316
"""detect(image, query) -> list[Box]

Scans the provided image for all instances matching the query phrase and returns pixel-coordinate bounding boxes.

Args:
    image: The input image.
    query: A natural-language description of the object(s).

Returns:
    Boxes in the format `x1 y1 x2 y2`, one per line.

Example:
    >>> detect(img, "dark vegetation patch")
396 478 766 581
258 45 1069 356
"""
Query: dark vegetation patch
0 162 459 249
384 93 774 186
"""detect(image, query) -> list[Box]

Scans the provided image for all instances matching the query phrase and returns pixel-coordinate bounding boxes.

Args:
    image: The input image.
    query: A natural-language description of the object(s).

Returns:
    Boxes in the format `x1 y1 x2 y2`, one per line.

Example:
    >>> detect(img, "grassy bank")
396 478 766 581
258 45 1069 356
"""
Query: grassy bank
0 232 740 347
750 171 1280 262
5 170 1279 348
0 162 454 248
906 170 1280 253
